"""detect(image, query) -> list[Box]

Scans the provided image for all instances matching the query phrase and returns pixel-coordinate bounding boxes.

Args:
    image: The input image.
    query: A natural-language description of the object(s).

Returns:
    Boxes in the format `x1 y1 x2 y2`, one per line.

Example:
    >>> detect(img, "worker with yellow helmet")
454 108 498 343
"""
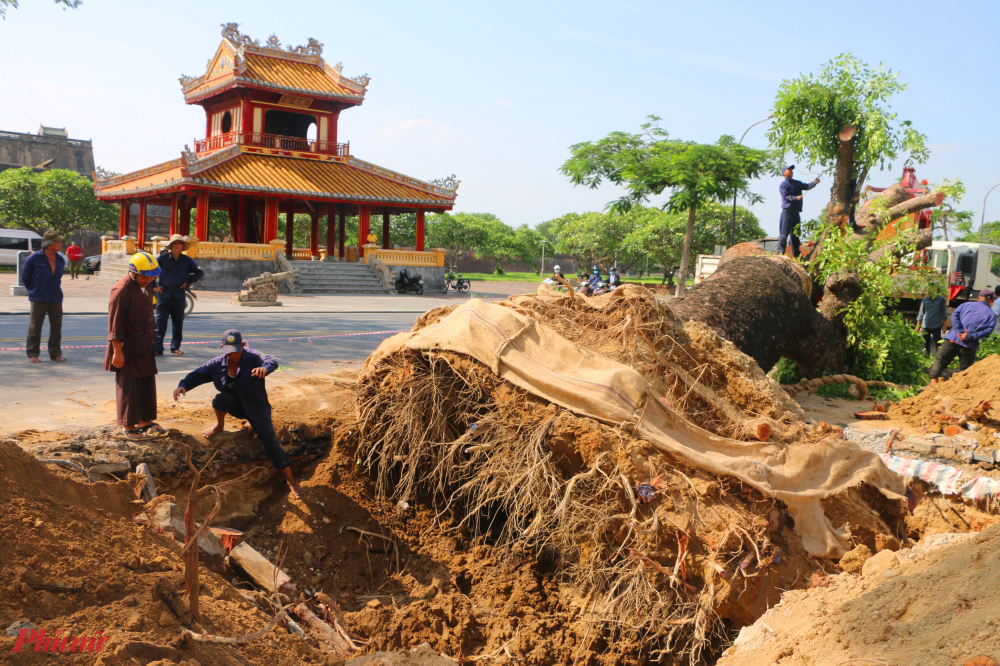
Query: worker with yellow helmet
105 251 164 439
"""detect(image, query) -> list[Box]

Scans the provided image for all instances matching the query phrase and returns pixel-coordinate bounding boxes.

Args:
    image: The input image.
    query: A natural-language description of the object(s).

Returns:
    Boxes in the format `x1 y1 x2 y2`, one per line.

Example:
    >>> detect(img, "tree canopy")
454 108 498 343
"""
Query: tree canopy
560 116 773 294
767 53 929 240
0 168 118 239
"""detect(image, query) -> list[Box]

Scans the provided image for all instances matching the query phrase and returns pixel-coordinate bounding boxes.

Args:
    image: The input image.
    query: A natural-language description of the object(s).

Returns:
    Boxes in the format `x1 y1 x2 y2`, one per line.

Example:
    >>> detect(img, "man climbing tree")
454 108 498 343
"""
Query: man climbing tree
560 116 772 296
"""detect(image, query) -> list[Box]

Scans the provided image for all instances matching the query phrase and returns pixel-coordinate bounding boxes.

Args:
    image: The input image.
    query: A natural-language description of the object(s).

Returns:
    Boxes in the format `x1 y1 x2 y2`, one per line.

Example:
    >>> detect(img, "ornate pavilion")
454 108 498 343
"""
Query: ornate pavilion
94 24 458 263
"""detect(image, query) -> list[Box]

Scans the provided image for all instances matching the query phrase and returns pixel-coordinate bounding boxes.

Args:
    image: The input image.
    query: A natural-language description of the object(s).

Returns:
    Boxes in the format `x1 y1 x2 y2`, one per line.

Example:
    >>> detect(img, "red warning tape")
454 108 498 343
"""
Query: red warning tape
0 329 409 352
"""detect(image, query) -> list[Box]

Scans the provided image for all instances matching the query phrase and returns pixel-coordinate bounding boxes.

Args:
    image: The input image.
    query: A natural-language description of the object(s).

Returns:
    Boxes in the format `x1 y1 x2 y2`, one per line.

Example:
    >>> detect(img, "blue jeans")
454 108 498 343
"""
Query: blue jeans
155 297 186 353
778 210 801 257
211 391 291 470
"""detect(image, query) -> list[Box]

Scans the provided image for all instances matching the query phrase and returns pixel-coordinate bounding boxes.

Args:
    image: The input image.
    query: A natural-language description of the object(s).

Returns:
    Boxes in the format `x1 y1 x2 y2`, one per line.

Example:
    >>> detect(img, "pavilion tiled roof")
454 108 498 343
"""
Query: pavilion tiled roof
95 148 457 208
180 27 369 104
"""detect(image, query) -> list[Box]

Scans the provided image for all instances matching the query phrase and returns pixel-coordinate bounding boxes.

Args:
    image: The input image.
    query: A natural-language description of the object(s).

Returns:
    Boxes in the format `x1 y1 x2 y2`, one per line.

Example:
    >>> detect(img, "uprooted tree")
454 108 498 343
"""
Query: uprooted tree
766 53 930 251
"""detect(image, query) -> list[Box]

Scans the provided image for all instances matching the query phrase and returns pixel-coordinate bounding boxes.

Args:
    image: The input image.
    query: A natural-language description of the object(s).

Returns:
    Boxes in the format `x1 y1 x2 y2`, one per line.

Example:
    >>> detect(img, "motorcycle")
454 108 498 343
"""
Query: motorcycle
442 268 471 294
394 269 424 295
185 286 198 315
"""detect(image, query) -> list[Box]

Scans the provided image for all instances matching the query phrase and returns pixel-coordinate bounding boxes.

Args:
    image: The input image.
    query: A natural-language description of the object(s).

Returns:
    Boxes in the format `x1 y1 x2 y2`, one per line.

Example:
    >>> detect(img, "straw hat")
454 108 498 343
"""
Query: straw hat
165 234 190 251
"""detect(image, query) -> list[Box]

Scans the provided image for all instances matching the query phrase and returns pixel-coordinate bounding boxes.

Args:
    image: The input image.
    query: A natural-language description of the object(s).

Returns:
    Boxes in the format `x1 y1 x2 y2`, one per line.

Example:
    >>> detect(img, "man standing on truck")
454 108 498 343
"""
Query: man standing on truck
777 165 820 258
928 289 997 385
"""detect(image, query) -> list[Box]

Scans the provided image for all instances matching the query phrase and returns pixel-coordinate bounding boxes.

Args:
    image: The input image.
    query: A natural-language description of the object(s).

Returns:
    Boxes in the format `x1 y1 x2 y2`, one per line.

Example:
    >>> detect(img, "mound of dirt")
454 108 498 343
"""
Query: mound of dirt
716 524 1000 666
890 355 1000 449
344 286 907 663
0 439 332 666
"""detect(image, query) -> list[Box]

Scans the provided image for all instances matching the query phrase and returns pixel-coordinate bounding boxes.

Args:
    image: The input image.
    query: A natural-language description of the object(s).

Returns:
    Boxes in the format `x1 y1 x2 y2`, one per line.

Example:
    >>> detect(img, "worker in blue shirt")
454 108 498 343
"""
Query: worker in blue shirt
173 329 302 499
21 230 67 363
777 165 820 258
153 234 204 356
928 289 997 385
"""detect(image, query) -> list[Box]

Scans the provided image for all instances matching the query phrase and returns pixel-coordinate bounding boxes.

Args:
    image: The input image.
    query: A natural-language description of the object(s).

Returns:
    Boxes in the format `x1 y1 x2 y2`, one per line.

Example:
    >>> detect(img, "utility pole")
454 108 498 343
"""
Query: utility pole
540 239 549 275
730 115 774 247
979 183 1000 243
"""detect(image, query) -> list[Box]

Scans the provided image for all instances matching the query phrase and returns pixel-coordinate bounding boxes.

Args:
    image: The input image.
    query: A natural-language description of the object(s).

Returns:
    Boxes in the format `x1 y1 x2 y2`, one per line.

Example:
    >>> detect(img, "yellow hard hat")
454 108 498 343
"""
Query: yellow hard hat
128 251 161 277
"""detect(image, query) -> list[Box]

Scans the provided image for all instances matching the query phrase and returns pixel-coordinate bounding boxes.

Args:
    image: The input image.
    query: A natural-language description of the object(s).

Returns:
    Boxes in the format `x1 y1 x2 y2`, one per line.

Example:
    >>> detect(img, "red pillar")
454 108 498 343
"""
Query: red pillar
236 195 248 243
119 201 130 239
358 205 370 255
179 198 191 236
226 195 239 241
136 199 147 250
310 208 320 258
324 205 335 259
194 191 210 241
415 209 425 252
263 198 279 243
284 201 295 258
382 211 390 249
338 206 346 259
169 194 179 237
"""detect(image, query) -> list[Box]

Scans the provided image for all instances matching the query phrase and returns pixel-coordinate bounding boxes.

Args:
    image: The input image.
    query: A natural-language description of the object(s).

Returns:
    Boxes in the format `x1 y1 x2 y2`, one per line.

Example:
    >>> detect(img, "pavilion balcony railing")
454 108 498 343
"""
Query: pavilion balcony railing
194 132 349 157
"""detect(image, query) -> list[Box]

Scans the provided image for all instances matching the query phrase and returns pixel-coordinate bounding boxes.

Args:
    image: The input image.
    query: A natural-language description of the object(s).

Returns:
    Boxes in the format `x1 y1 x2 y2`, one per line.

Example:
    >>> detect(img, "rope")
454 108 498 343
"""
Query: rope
780 375 901 401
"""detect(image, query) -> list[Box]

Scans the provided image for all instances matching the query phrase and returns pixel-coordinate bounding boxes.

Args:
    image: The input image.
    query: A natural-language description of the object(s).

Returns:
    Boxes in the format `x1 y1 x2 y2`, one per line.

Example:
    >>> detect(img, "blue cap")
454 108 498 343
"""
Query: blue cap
783 165 795 173
980 288 995 299
221 329 243 353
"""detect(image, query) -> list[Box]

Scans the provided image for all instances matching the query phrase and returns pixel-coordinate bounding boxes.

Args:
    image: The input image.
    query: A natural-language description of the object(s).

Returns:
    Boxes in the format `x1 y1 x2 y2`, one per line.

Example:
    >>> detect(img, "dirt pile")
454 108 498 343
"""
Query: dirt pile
342 285 907 664
0 439 332 666
891 355 1000 448
716 524 1000 666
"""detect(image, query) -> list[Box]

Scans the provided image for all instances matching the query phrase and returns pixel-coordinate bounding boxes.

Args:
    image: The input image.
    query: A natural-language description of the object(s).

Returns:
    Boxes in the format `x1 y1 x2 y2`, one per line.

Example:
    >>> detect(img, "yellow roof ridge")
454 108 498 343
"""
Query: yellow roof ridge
180 24 369 102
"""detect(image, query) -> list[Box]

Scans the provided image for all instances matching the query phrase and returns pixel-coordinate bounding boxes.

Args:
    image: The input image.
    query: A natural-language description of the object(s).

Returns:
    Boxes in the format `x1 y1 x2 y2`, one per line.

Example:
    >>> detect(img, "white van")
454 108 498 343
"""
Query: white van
0 229 43 267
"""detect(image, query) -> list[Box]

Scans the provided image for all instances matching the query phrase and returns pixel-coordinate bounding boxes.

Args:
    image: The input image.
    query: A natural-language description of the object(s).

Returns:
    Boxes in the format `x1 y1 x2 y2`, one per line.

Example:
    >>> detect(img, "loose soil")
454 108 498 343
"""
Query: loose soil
891 354 1000 451
716 524 1000 666
2 285 999 665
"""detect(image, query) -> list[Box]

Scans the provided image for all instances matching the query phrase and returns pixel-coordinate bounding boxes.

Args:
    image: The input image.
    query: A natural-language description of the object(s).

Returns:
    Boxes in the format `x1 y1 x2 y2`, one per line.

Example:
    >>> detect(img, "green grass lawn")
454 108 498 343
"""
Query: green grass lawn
461 271 684 286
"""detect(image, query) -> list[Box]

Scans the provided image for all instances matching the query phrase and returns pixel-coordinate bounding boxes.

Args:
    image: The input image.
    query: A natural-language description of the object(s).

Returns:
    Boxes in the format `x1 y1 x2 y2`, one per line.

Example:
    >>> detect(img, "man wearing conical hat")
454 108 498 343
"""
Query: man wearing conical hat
152 234 204 357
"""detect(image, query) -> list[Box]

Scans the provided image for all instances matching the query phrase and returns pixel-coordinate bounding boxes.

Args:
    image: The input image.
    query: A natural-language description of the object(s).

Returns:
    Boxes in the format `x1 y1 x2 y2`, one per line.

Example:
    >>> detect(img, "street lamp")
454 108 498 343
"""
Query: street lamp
978 183 1000 243
730 115 775 247
540 239 549 275
644 251 650 278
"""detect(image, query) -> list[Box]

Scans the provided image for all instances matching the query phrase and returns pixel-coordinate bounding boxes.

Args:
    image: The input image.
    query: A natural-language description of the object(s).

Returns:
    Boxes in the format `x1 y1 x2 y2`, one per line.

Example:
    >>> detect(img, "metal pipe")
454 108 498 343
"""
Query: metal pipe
730 115 774 247
978 183 1000 243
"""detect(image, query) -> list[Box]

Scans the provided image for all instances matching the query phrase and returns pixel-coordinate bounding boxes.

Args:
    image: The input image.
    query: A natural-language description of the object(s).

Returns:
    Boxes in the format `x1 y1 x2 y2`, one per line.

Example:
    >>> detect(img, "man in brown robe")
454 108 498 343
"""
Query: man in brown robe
105 252 163 439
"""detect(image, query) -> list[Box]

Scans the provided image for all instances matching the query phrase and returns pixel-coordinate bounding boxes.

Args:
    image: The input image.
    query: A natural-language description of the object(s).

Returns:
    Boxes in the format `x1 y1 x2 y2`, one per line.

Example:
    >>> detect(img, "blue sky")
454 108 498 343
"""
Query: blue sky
1 0 998 237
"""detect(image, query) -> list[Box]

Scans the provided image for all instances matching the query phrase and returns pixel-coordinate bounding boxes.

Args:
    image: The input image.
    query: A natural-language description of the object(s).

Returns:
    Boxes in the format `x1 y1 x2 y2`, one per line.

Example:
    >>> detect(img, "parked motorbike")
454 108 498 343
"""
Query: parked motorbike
394 269 424 295
185 286 198 315
442 268 471 294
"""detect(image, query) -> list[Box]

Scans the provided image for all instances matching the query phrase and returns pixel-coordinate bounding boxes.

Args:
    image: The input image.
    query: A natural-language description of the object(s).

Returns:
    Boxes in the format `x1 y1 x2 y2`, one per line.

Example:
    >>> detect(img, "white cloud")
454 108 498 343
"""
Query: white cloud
374 118 431 141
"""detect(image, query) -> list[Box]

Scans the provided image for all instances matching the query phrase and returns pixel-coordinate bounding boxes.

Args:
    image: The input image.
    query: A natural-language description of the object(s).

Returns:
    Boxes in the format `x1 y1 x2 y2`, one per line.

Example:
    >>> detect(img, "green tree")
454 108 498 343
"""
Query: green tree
561 116 772 295
623 203 763 285
547 211 641 274
0 0 80 17
427 212 480 268
0 168 118 239
513 224 545 273
767 54 929 240
460 213 520 275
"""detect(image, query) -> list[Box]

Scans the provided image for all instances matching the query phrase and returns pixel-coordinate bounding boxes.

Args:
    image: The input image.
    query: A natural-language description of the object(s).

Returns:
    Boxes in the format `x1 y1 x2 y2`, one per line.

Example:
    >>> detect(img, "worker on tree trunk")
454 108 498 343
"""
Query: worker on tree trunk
928 289 997 385
106 252 163 439
778 165 819 258
172 329 303 500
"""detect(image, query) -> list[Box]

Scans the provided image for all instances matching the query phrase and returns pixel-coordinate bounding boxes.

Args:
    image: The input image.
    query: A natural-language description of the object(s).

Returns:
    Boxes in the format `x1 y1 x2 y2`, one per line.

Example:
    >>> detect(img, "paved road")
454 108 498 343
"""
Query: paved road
0 310 419 434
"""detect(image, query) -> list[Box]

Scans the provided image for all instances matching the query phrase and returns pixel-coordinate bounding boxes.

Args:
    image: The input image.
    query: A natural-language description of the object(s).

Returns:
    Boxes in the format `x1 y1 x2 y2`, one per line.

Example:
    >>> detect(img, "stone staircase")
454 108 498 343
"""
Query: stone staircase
93 254 131 284
291 260 388 294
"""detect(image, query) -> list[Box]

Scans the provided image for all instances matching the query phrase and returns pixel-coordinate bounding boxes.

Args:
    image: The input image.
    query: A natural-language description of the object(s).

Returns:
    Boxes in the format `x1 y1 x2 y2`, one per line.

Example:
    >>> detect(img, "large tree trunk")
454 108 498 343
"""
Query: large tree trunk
669 255 861 377
674 205 696 297
812 126 857 262
867 229 933 264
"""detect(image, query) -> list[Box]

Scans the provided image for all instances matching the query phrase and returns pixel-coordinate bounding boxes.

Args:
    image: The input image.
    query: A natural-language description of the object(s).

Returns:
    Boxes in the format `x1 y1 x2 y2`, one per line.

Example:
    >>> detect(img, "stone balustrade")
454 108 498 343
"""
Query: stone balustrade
362 245 445 267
